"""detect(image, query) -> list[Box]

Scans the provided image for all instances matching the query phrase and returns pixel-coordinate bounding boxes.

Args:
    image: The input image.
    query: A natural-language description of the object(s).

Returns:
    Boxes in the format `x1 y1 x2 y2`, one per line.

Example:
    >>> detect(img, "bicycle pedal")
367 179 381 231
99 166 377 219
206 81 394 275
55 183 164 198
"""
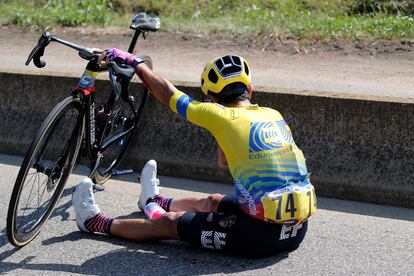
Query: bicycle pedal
93 184 105 192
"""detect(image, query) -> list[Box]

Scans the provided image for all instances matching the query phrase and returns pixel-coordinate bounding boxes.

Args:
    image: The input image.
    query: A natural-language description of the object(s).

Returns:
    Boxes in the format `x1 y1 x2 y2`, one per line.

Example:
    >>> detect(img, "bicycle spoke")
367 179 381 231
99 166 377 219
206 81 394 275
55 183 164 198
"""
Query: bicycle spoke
22 171 37 190
21 173 37 218
25 173 42 209
19 172 48 227
21 174 41 221
30 174 48 211
37 174 41 215
37 177 49 209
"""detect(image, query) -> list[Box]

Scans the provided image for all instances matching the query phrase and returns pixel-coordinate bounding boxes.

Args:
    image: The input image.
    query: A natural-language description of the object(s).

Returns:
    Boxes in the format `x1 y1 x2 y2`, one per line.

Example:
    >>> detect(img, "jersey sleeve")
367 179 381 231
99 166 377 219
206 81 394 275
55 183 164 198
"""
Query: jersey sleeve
169 90 228 134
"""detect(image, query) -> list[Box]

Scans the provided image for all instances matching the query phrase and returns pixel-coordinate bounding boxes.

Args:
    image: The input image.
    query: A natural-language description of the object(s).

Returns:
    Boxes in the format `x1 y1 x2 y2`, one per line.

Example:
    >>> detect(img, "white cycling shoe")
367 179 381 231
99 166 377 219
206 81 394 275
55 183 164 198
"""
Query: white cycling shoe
72 177 101 232
138 159 161 211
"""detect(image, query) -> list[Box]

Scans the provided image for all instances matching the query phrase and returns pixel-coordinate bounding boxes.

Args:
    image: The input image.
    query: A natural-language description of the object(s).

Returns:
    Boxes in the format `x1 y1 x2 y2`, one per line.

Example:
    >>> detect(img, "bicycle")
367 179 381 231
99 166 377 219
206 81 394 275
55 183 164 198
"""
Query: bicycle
6 12 160 247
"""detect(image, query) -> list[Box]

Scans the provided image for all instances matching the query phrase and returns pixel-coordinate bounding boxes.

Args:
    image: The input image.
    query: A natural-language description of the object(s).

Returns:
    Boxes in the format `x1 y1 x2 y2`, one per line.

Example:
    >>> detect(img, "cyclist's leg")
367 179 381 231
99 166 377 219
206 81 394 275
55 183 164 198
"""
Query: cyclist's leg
169 193 224 212
110 194 226 242
74 178 186 242
110 211 185 242
139 160 224 213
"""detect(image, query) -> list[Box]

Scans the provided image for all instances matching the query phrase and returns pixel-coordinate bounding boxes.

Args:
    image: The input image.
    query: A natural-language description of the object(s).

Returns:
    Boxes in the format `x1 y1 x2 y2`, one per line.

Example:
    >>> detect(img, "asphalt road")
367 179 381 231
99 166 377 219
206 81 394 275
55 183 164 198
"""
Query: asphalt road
0 153 413 275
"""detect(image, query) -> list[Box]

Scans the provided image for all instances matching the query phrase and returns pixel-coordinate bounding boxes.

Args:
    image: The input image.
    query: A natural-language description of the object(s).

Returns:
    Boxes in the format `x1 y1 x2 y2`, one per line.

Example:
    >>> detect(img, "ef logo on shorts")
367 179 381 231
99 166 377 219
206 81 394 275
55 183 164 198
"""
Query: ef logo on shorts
201 230 226 250
279 223 303 240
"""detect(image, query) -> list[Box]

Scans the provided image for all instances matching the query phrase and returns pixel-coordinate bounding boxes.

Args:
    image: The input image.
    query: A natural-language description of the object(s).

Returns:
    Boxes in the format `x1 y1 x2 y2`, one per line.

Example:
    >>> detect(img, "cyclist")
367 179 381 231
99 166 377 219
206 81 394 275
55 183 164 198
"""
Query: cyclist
72 49 316 257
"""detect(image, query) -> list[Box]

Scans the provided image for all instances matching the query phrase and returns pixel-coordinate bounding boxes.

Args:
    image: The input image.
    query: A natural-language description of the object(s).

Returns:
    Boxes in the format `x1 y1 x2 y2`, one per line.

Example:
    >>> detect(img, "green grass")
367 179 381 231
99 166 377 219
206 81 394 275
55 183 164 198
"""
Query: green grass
0 0 114 28
1 0 413 41
157 8 414 41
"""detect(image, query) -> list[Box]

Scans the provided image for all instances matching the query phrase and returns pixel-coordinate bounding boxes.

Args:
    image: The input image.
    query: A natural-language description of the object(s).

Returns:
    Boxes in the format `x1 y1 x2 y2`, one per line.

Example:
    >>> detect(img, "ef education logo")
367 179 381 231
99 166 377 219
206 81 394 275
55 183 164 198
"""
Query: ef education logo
249 121 282 153
248 120 293 159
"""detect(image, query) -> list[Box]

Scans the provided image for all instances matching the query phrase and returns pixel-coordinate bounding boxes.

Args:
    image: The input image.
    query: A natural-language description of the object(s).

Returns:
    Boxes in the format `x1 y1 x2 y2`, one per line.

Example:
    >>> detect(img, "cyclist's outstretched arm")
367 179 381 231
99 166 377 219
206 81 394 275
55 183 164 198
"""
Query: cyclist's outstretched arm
100 48 226 130
99 48 176 107
136 63 175 106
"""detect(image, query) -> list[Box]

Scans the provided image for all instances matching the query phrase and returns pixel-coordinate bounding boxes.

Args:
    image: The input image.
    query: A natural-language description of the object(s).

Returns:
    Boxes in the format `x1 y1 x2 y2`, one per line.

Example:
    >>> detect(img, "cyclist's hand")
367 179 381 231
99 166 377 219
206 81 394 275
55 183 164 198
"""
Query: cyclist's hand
98 48 142 68
92 48 104 54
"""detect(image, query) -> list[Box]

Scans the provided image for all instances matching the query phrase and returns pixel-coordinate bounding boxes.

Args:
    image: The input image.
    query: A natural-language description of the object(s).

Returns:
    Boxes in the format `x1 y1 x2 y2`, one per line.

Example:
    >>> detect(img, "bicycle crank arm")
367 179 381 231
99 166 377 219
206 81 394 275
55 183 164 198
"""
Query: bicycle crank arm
89 152 103 179
88 152 106 191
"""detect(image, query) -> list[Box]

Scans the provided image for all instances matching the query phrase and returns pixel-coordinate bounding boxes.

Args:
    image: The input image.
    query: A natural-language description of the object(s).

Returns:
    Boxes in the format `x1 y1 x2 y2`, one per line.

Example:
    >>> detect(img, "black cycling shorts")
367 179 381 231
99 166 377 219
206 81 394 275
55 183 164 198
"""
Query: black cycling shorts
177 195 308 257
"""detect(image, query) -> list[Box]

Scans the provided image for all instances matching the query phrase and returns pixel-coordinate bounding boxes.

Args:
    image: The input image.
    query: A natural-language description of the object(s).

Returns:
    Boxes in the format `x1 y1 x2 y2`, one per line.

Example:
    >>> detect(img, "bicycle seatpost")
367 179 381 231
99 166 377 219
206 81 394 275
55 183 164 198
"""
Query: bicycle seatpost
128 30 141 54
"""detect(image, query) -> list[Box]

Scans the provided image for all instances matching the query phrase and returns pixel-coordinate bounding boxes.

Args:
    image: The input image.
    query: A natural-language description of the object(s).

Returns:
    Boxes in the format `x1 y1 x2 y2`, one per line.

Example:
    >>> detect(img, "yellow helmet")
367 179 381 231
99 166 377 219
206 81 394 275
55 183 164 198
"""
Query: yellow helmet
201 55 251 95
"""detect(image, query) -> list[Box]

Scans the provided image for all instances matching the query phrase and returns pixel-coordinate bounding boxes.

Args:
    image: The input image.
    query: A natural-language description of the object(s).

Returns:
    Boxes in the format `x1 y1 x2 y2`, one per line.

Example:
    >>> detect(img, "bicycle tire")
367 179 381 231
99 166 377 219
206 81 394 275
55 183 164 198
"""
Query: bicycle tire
7 94 83 247
91 56 152 184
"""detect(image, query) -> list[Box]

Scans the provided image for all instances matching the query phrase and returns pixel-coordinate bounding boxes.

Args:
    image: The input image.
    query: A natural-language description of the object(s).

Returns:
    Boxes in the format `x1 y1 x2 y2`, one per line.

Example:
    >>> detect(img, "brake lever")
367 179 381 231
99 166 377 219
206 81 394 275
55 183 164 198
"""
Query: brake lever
78 48 97 61
108 61 136 79
26 31 52 68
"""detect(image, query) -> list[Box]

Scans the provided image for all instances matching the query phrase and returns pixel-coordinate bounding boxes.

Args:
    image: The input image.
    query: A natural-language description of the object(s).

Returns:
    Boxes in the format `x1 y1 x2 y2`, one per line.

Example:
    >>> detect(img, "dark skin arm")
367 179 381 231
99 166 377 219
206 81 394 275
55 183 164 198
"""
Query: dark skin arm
137 63 229 167
135 63 176 107
99 50 228 166
136 64 229 167
97 50 175 107
217 145 228 167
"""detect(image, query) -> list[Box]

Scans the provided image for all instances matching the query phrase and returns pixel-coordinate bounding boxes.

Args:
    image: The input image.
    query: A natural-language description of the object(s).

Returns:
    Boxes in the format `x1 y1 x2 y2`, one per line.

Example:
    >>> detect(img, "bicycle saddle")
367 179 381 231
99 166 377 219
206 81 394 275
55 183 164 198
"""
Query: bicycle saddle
130 12 160 32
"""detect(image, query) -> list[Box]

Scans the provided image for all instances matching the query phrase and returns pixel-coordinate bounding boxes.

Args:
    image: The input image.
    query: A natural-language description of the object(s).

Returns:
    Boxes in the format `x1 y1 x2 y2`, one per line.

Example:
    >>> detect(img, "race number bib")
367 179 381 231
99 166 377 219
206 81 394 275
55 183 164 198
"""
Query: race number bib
261 182 317 225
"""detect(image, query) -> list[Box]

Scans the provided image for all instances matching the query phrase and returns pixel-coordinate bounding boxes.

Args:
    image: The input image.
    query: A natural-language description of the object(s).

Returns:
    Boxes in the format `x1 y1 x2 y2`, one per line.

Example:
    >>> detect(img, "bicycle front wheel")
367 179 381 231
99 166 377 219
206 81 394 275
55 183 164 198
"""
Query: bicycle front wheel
7 94 83 247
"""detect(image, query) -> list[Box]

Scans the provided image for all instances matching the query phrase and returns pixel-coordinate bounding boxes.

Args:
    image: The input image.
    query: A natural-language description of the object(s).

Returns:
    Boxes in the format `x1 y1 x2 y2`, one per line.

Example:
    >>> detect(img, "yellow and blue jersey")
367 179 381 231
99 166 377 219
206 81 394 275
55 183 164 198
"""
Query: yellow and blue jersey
170 90 309 221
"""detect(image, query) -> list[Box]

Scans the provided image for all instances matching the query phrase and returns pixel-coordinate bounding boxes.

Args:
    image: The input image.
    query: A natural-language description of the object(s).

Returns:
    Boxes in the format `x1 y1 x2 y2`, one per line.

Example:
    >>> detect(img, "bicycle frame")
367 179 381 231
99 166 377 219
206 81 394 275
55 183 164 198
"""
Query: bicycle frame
74 62 133 172
70 34 151 177
30 26 153 179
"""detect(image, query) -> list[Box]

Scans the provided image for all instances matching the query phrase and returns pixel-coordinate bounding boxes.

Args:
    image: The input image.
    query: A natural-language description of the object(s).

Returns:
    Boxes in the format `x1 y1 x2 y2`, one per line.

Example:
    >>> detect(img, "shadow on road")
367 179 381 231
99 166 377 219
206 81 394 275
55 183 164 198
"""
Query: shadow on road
0 185 76 266
0 228 19 266
1 224 288 275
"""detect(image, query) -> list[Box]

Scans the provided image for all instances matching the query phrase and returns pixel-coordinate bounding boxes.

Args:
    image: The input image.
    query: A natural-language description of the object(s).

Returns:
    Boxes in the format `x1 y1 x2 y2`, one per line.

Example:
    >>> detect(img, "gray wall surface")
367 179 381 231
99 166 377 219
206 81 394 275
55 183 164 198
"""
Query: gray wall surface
0 72 413 208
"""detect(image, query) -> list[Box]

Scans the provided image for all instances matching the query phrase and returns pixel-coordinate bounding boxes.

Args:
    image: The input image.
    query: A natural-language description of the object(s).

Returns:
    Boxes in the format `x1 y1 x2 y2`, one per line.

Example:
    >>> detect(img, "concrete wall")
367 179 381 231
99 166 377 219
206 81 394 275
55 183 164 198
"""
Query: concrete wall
1 72 413 208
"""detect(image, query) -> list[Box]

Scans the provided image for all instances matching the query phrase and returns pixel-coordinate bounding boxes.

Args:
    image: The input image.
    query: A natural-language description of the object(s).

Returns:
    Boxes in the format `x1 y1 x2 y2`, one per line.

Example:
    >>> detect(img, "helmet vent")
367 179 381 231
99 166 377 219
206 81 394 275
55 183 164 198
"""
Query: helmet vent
201 78 205 86
244 61 249 76
232 56 241 65
222 66 240 75
208 69 219 84
223 55 231 64
215 59 224 70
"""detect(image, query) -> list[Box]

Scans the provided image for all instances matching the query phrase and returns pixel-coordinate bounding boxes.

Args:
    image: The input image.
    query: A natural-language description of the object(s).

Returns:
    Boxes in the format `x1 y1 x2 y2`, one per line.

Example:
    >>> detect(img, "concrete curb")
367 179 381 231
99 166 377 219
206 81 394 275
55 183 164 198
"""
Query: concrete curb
0 71 413 208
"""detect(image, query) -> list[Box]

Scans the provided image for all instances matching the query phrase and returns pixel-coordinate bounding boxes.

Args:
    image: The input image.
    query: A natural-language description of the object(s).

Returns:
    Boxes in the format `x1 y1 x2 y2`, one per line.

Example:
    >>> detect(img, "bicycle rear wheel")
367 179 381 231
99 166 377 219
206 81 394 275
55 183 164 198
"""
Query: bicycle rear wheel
91 104 138 184
91 56 152 184
7 95 83 247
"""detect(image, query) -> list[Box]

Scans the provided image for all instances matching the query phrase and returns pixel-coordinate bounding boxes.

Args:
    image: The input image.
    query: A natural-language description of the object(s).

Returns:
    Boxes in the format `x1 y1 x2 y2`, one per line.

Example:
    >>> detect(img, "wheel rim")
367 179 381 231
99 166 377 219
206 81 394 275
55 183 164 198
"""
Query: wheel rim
13 106 80 240
96 107 133 177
